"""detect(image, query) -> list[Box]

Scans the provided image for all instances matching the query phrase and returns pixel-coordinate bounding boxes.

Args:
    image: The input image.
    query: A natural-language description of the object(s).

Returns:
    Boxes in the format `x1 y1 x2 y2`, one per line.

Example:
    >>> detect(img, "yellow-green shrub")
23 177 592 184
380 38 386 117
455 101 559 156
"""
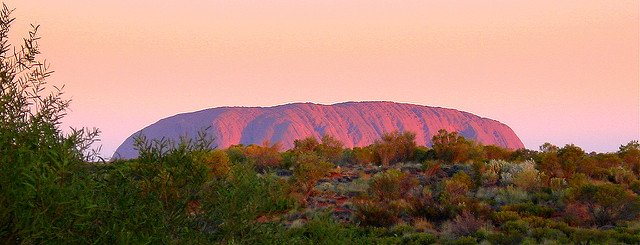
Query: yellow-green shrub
200 150 231 179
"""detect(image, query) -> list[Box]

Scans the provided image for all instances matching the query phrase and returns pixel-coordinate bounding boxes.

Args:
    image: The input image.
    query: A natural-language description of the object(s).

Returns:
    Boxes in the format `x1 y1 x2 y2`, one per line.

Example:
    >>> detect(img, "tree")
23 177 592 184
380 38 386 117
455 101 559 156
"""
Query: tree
293 136 320 152
290 152 334 205
568 183 640 226
557 144 585 178
292 134 344 163
508 148 539 162
244 140 283 172
619 141 640 175
539 142 559 153
317 134 344 163
349 146 375 165
431 129 482 163
0 5 100 156
372 131 417 165
0 4 100 241
538 151 562 178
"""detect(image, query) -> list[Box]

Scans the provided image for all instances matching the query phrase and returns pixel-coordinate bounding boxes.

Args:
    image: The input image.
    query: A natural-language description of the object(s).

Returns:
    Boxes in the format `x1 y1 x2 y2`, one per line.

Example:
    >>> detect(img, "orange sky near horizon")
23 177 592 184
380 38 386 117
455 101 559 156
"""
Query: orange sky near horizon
4 1 639 157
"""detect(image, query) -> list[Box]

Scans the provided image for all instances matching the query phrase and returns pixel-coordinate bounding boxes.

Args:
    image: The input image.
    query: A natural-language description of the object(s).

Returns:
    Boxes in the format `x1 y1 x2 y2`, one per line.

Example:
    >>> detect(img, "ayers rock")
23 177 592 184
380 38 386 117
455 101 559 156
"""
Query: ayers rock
113 101 524 159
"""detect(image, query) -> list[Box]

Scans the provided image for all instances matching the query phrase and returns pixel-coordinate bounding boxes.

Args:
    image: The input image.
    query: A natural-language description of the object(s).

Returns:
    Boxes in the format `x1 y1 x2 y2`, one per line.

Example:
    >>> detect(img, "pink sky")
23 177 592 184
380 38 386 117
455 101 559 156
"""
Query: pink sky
5 1 639 157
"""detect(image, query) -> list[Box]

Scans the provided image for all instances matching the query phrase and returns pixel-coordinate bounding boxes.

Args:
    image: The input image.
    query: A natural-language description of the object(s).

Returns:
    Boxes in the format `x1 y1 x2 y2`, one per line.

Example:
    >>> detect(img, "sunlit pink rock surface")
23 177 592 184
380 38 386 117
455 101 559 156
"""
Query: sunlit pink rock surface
113 101 524 159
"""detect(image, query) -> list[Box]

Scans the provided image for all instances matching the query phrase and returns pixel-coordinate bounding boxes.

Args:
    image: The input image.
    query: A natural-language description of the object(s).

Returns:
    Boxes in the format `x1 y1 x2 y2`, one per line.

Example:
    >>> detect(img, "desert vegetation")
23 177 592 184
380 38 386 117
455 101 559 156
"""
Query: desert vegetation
1 5 639 244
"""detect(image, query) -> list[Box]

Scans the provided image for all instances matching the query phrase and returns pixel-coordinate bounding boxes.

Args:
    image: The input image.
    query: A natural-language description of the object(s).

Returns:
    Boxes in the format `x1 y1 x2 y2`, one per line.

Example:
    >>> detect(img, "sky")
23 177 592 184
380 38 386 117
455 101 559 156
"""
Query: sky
4 1 639 158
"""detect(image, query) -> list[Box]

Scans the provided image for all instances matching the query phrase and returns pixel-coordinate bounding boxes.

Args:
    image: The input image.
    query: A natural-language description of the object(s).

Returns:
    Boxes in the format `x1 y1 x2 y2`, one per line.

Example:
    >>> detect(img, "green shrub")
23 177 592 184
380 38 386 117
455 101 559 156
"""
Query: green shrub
369 169 418 201
502 203 556 218
613 230 640 244
292 135 345 164
87 162 179 243
372 131 417 166
491 211 520 225
444 236 477 245
502 219 529 235
318 135 345 163
285 214 360 244
521 216 550 228
432 129 484 164
291 152 334 201
413 146 434 163
619 141 640 175
441 179 471 207
401 232 437 244
484 145 512 160
488 219 529 244
607 166 636 185
354 199 400 227
350 146 375 165
570 228 612 244
494 186 530 205
530 228 569 244
484 159 542 190
451 172 475 190
132 134 211 207
225 145 247 163
631 179 640 194
201 163 294 240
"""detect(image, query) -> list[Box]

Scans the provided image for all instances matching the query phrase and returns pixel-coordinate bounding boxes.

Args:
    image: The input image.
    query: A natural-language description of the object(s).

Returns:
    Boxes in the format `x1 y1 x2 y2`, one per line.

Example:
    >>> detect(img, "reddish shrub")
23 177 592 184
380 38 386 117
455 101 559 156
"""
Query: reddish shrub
563 202 593 227
354 199 400 227
245 141 283 171
443 211 488 237
369 169 418 201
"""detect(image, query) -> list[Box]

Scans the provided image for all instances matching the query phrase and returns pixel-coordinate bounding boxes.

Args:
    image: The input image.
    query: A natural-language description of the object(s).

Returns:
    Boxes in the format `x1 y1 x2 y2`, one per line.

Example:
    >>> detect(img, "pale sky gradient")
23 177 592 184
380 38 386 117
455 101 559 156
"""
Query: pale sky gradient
5 1 639 157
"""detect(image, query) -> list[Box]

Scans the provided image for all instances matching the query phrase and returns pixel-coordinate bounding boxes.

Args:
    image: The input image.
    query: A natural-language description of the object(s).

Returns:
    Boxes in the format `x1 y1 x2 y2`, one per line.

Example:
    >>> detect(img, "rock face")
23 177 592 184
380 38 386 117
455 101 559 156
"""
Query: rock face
113 101 524 159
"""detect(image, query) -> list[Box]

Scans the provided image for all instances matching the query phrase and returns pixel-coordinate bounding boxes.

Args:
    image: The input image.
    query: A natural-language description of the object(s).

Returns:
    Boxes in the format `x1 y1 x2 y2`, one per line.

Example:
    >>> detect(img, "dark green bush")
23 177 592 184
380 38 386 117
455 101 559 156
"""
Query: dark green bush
570 228 612 244
491 211 520 225
413 146 434 163
502 203 556 218
444 236 477 245
530 227 569 243
201 163 294 240
503 219 529 234
401 232 437 244
613 230 640 244
285 215 361 244
630 179 640 194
